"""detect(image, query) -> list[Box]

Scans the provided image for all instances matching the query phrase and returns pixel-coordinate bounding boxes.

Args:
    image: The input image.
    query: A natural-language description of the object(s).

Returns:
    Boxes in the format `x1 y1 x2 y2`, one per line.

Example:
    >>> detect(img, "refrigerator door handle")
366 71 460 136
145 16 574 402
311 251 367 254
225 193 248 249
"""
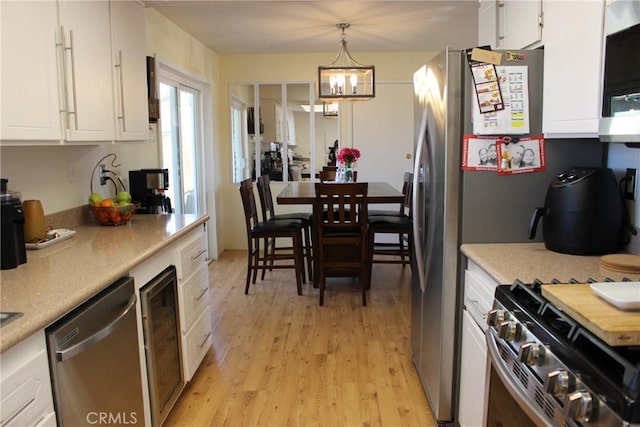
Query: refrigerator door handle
412 109 427 293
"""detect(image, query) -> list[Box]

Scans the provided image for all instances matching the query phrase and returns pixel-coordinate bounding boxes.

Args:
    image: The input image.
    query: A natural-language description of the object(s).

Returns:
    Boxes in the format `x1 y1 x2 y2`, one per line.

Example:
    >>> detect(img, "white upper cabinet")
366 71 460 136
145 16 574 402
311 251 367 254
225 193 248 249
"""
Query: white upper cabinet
58 0 115 142
1 0 148 145
110 1 149 141
542 1 605 137
0 2 62 142
498 0 543 49
478 0 542 50
478 0 498 48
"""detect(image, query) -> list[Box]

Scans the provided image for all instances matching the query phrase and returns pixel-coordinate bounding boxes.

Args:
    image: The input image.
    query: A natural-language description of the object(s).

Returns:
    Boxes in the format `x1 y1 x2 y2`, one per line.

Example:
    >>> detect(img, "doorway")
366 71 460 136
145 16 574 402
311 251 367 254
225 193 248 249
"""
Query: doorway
157 62 217 258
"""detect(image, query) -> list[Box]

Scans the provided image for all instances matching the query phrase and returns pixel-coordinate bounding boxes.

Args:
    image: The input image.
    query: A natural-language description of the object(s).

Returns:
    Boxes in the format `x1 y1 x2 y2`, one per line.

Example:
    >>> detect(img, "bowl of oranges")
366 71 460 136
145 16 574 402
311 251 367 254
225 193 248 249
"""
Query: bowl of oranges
88 191 137 226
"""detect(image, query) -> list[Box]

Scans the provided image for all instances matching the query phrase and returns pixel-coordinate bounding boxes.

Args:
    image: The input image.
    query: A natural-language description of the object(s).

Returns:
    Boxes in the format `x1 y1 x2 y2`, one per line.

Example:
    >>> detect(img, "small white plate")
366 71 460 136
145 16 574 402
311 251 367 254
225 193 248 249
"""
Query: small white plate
26 229 76 250
590 282 640 311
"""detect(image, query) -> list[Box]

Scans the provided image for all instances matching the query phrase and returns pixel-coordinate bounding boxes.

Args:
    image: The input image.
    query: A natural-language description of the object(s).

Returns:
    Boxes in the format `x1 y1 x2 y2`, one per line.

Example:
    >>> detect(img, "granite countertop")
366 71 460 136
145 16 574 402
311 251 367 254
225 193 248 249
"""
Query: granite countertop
0 213 209 353
461 242 640 285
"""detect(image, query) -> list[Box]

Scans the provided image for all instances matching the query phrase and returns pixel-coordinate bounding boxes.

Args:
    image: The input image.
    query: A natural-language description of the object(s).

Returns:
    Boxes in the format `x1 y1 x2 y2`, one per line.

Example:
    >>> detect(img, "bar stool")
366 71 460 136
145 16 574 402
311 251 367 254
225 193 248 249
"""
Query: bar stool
239 178 305 295
368 172 413 265
256 175 313 282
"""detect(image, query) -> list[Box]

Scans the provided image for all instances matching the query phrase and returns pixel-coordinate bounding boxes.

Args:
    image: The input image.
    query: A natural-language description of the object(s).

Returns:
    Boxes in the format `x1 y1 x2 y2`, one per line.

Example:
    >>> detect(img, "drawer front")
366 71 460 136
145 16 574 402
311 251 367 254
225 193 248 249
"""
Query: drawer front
182 307 212 382
177 232 207 282
1 349 55 427
178 264 209 333
464 267 499 331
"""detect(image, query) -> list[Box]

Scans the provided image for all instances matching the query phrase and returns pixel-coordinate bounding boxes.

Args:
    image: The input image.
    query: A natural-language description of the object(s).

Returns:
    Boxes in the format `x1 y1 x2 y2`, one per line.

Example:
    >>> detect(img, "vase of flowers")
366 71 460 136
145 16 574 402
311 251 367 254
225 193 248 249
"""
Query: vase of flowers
337 147 361 182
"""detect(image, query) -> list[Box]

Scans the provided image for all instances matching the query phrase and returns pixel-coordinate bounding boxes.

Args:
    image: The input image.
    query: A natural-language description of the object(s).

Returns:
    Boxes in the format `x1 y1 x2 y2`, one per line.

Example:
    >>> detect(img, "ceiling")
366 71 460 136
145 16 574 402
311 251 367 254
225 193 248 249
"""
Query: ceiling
145 1 480 55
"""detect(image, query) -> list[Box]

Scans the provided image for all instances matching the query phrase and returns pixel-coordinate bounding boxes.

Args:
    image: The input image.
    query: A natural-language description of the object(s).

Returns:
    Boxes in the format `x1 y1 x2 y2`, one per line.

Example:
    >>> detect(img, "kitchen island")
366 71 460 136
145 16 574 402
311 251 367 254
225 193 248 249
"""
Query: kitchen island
0 213 209 353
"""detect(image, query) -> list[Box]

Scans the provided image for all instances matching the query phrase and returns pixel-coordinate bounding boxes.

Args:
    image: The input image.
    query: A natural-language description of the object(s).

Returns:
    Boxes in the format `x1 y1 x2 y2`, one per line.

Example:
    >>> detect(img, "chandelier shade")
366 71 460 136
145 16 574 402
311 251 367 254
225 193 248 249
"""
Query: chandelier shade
318 23 375 101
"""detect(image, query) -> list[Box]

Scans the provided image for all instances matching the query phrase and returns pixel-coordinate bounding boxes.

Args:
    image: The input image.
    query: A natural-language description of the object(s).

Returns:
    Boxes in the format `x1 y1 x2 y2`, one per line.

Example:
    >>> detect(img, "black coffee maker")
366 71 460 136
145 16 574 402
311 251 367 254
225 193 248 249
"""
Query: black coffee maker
129 169 172 214
1 179 27 269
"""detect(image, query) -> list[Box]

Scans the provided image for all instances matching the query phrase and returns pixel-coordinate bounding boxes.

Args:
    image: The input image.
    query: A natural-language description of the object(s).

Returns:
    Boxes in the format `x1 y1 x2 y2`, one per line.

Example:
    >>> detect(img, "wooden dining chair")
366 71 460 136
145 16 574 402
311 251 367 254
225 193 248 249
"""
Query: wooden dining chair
368 173 413 266
239 178 304 296
313 182 369 306
256 175 313 282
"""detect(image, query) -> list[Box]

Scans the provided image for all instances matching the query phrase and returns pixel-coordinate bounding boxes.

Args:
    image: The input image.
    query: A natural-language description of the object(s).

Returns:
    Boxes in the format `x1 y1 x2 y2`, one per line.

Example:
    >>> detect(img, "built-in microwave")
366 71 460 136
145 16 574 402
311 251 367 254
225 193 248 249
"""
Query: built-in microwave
599 0 640 144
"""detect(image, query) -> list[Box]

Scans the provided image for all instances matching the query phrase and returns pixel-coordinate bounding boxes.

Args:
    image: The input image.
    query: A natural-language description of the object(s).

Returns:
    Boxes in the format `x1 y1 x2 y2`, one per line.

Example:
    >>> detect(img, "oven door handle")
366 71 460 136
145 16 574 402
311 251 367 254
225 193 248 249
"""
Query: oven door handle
486 330 554 427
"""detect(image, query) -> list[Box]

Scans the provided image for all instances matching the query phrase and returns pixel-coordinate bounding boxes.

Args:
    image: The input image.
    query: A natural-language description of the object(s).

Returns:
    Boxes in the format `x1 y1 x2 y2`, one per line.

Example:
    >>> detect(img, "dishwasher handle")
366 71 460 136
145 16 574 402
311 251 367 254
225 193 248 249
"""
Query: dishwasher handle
56 294 137 362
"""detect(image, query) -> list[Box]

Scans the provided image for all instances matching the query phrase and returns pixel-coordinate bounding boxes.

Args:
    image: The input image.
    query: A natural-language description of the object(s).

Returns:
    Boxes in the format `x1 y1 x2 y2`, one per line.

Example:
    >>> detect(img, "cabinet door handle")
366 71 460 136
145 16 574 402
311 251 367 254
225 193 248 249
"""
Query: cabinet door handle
61 28 79 130
193 287 208 302
115 50 127 131
55 27 68 120
191 249 207 261
198 331 212 349
2 396 36 426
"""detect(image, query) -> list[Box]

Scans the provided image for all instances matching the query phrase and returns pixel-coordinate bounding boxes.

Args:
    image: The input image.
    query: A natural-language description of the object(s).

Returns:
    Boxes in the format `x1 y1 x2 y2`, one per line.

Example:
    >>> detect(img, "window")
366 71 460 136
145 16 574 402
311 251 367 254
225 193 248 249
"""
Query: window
231 98 248 182
159 80 201 214
229 82 338 183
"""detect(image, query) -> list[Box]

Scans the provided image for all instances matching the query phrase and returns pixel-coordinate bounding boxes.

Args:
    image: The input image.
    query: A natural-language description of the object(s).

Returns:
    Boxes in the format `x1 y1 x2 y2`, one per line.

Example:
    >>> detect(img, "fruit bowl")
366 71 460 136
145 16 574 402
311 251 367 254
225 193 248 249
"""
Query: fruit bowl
89 203 137 226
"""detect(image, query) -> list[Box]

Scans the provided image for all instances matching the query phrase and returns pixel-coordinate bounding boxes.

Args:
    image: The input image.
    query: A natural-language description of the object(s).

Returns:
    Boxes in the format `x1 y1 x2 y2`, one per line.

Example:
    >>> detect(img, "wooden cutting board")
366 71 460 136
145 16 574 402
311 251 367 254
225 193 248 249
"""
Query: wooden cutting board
541 284 640 346
600 254 640 275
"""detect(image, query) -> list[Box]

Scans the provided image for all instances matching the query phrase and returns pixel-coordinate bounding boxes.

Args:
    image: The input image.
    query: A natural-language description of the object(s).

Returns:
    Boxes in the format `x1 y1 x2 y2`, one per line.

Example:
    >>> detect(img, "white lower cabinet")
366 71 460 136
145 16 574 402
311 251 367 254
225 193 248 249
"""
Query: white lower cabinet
176 227 212 381
458 259 500 427
0 331 56 427
183 306 213 381
129 223 211 425
459 310 488 427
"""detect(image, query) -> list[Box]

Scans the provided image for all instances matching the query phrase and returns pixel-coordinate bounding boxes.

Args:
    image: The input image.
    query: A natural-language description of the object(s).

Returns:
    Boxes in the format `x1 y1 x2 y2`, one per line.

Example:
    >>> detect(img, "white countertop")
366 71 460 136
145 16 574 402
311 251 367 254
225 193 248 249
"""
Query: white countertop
0 213 209 353
461 242 639 285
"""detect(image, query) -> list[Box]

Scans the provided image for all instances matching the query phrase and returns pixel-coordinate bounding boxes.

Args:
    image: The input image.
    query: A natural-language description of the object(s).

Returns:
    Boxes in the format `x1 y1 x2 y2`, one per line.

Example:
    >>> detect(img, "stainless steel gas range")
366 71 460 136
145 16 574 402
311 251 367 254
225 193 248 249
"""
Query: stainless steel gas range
486 279 639 427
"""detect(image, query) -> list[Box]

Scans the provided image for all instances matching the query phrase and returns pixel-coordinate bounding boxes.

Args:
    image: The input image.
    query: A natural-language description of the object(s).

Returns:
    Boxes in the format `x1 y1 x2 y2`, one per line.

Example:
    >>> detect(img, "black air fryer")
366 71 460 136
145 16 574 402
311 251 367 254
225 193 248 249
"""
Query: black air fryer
529 167 624 255
1 178 27 269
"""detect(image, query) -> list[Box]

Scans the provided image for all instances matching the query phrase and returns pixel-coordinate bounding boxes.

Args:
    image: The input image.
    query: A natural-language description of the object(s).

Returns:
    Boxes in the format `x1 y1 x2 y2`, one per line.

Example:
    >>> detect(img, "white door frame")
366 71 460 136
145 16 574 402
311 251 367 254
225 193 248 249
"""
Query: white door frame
157 58 218 259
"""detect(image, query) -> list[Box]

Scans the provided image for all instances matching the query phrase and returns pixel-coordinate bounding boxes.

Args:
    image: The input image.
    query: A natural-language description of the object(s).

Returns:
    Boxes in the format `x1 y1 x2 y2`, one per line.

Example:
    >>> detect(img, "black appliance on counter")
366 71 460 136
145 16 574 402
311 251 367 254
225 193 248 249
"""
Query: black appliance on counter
129 169 172 214
529 167 624 255
1 178 26 269
487 279 639 426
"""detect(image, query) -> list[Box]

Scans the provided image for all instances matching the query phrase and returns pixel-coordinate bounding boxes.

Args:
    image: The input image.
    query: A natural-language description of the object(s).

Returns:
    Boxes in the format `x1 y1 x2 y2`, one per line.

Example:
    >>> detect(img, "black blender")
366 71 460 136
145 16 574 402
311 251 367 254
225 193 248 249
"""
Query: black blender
1 178 27 269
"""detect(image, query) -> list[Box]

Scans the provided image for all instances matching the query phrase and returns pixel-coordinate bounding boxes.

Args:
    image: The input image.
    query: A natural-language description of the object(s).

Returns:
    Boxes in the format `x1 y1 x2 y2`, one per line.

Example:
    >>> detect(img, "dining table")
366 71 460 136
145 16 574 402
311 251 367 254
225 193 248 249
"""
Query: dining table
276 181 406 291
276 181 405 205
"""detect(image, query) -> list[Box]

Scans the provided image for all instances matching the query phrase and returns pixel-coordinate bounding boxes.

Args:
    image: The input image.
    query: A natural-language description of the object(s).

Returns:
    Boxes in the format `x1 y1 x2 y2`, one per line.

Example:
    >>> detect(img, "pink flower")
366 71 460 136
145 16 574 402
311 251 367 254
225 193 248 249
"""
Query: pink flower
337 147 361 165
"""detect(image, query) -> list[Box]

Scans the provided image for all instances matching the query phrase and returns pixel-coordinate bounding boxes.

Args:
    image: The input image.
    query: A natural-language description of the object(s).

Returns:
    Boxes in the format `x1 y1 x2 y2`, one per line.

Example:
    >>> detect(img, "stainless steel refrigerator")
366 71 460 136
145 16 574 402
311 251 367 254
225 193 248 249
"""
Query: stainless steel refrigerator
409 48 605 426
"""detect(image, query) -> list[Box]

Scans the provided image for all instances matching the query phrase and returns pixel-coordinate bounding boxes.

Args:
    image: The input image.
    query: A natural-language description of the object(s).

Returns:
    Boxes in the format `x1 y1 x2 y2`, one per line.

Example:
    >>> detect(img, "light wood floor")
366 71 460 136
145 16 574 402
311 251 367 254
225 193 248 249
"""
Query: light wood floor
164 250 435 427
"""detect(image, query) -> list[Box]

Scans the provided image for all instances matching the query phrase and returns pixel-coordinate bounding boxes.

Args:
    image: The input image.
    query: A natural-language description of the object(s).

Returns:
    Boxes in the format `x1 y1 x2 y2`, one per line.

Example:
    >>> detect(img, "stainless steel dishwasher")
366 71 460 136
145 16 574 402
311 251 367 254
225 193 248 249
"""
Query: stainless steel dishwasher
46 276 146 426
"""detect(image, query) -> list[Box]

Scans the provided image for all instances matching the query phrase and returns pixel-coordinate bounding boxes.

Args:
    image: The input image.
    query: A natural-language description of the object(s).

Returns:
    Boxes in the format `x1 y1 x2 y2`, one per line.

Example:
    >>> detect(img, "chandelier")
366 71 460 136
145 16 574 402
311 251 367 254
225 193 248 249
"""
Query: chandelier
318 23 375 101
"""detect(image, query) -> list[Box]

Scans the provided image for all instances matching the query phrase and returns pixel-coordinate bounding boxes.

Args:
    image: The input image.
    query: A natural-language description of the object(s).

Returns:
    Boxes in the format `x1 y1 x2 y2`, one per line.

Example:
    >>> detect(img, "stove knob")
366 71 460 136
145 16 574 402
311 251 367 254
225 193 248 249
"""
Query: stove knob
564 390 594 422
487 309 506 328
544 370 570 398
497 321 522 341
518 342 545 365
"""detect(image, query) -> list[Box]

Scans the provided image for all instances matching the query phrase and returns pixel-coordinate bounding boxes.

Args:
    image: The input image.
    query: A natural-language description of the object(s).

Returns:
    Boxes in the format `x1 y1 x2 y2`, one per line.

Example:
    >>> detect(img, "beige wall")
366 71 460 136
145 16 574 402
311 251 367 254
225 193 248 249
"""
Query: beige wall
218 52 437 250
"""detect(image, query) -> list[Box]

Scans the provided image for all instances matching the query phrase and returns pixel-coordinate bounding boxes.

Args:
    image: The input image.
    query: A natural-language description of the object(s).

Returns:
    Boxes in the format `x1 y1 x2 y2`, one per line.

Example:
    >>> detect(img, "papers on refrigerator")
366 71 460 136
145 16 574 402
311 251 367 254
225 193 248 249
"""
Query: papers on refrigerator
473 66 530 135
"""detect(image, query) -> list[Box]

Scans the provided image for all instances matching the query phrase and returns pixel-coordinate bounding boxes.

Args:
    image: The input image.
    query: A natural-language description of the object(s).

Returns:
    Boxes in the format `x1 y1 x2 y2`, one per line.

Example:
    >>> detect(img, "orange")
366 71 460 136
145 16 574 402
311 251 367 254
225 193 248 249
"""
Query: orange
100 198 114 207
